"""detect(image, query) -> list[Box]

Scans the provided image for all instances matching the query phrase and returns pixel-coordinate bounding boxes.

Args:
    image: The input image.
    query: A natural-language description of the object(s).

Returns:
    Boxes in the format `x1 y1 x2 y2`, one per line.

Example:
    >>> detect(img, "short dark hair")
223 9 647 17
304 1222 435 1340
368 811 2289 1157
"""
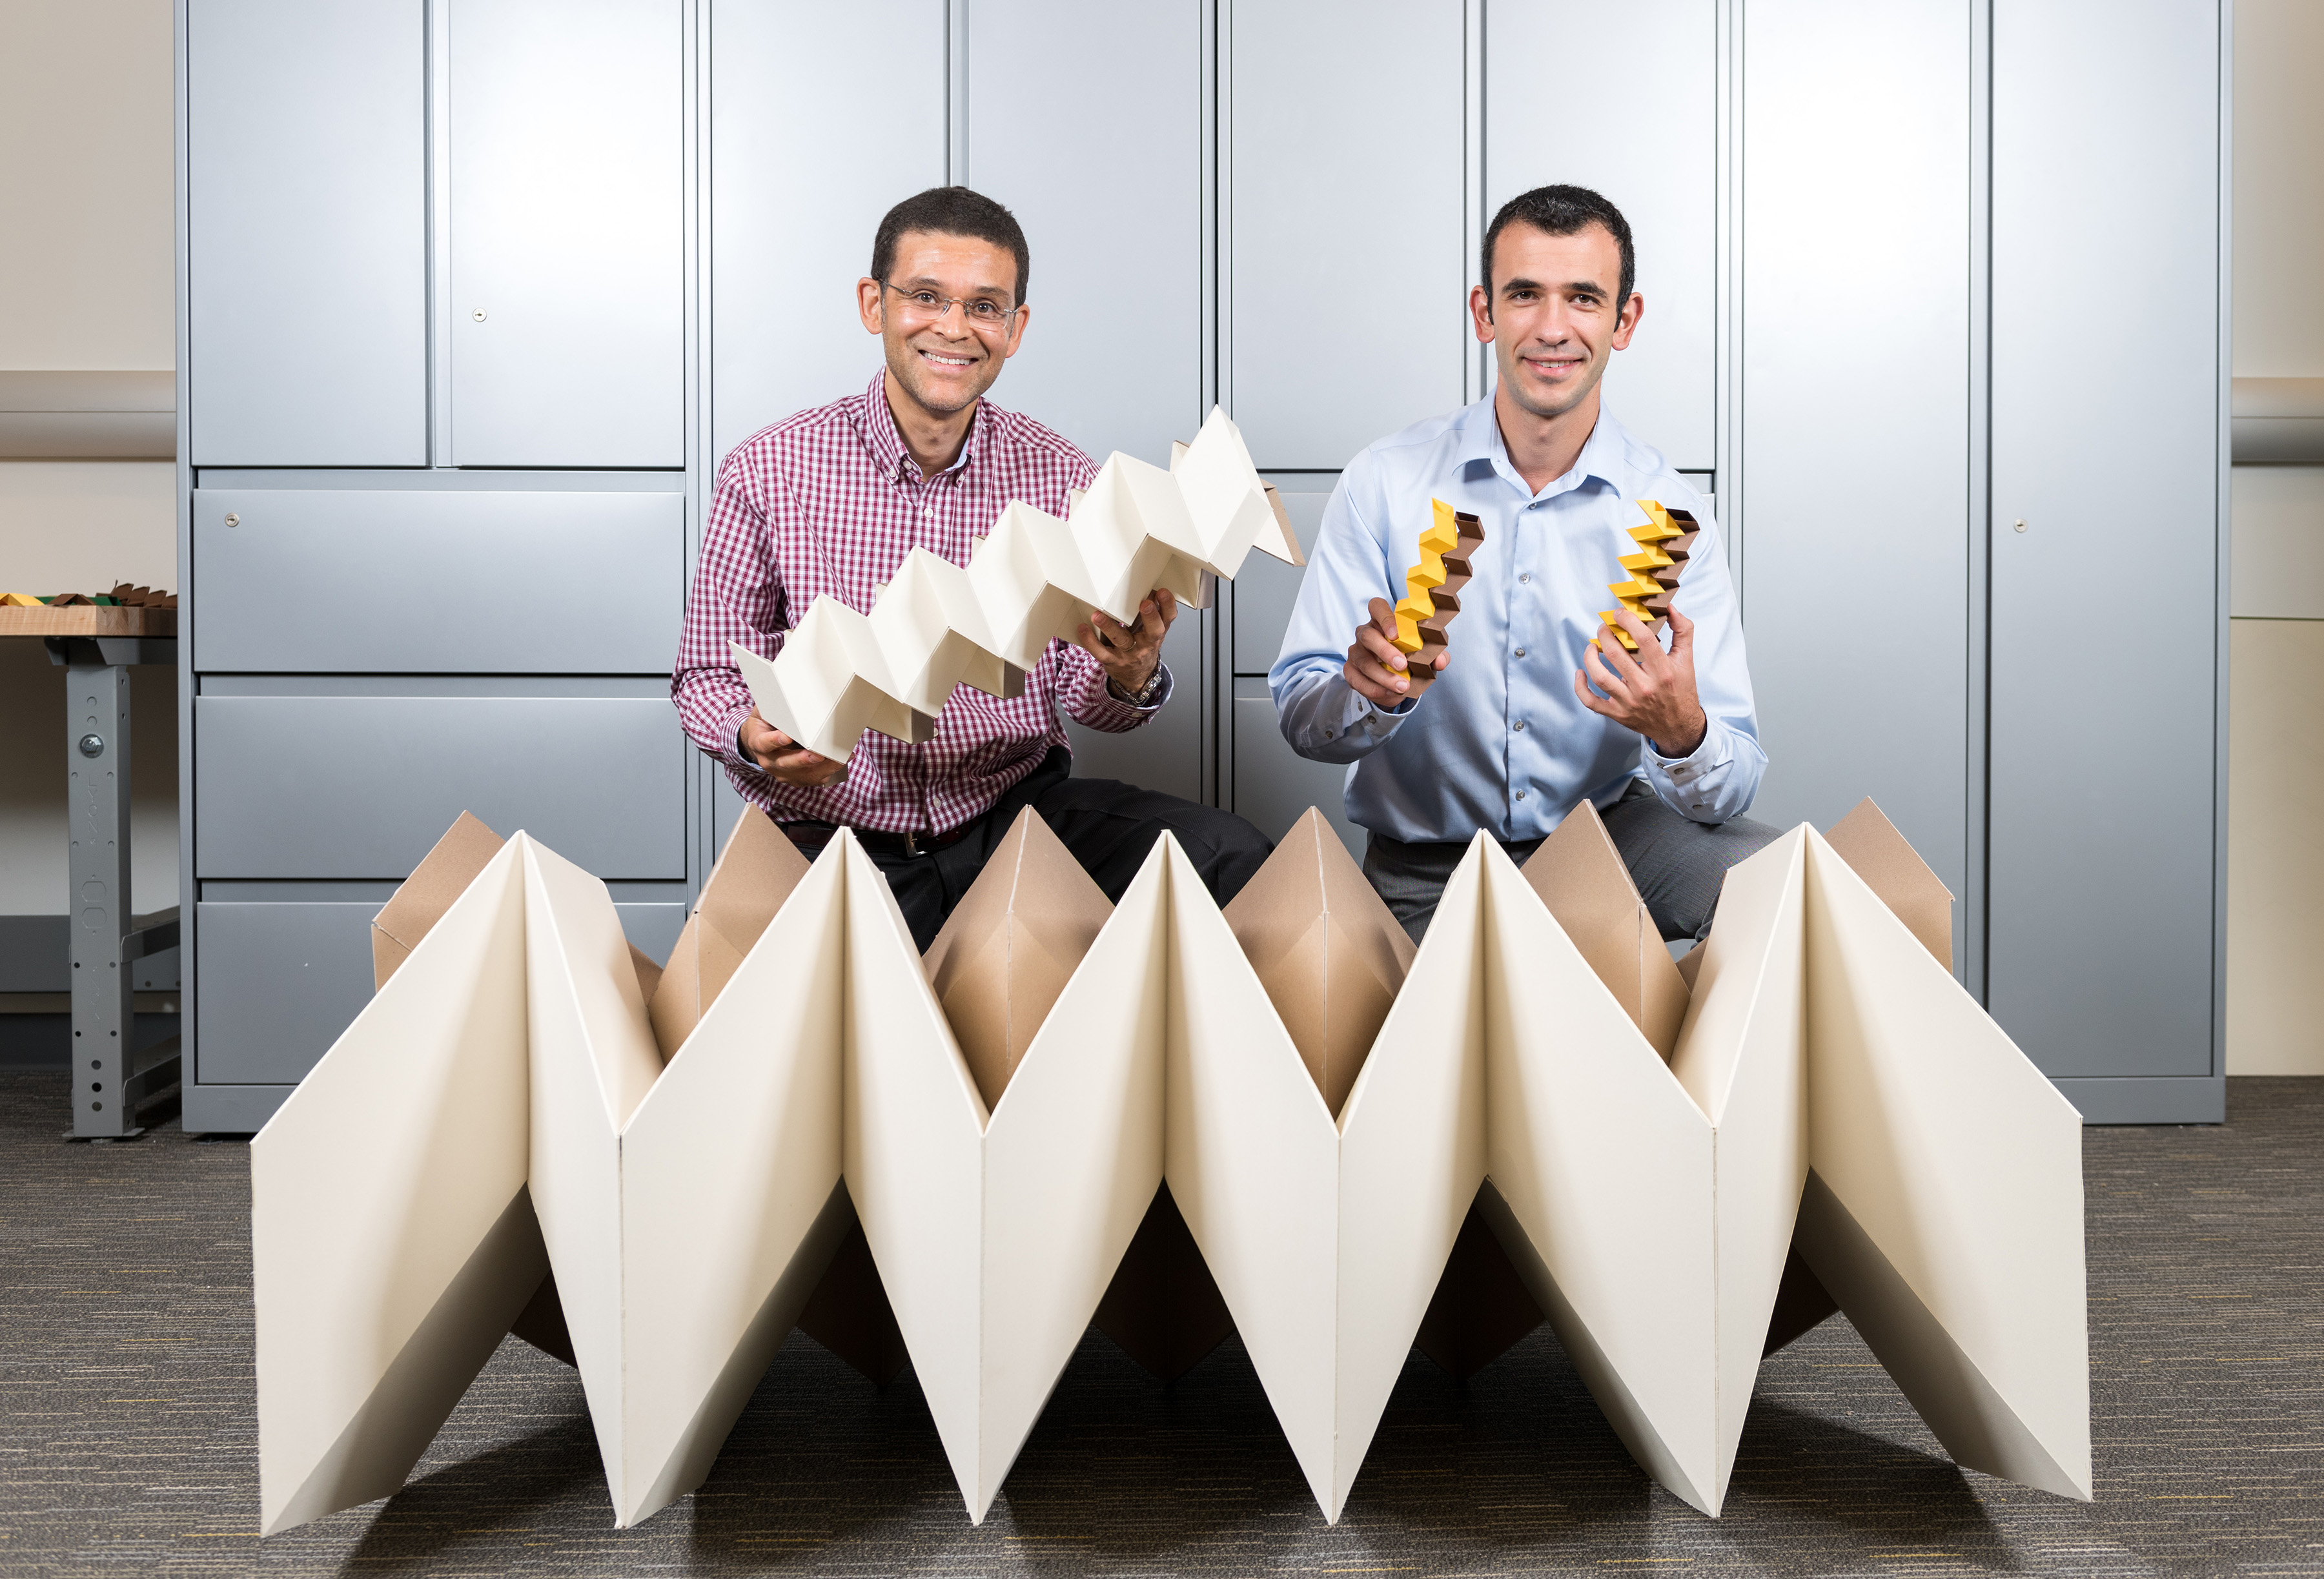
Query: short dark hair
1482 185 1635 308
870 186 1031 305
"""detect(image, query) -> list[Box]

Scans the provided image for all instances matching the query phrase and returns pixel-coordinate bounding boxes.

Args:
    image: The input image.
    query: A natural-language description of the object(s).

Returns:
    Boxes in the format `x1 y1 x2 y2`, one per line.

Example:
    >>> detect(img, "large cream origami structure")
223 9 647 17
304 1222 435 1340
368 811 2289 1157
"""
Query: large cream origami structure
730 408 1303 760
250 796 2090 1536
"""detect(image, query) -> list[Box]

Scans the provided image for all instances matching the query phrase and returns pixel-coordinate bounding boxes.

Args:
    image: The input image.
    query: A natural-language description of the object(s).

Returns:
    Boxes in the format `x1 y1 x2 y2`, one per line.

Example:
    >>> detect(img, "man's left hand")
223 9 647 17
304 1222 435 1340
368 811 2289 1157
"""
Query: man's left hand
1076 586 1177 700
1576 604 1708 758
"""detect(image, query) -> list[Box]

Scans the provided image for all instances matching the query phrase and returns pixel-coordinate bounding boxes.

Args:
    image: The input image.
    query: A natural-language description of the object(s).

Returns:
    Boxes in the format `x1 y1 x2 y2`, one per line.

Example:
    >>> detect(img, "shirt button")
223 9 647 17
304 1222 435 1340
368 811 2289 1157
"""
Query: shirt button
1323 728 1336 740
1514 647 1526 658
1513 720 1526 732
1518 573 1531 584
1515 790 1527 800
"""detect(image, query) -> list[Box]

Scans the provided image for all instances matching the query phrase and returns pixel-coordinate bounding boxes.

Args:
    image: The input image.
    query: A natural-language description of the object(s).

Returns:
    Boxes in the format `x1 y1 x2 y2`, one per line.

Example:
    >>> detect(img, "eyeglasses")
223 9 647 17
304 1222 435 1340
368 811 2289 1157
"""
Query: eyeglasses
883 282 1021 332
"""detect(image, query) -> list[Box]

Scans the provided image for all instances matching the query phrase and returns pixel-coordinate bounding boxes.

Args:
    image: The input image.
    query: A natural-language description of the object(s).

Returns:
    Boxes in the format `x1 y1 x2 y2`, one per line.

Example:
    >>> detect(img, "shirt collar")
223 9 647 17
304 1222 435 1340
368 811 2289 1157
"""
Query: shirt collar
858 367 986 485
1454 389 1629 504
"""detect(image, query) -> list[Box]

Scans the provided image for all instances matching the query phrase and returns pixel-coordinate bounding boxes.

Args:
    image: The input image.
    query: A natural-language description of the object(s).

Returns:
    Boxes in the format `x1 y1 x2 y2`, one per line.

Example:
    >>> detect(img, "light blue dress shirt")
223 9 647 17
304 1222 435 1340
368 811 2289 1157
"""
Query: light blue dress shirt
1269 396 1766 846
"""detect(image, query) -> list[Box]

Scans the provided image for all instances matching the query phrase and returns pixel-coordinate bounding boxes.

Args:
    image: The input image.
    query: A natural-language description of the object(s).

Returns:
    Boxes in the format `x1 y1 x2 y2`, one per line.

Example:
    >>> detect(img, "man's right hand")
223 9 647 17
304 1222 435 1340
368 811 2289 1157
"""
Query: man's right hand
739 712 848 787
1343 596 1448 708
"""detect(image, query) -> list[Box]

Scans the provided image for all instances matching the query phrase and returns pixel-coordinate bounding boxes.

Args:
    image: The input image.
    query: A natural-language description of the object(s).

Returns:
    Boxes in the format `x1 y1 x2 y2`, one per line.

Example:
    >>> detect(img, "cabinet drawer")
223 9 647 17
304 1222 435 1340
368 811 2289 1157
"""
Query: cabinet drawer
192 489 682 673
1230 693 1360 857
196 901 378 1086
195 694 686 879
195 897 686 1085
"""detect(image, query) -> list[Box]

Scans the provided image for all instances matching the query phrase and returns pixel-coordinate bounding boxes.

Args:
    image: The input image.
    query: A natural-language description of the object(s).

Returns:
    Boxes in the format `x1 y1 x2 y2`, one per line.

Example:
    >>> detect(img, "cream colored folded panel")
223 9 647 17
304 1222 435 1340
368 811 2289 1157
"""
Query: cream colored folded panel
840 833 1167 1520
616 844 851 1524
520 839 665 1520
1165 837 1480 1521
1797 832 2092 1500
1327 845 1487 1515
1666 829 1809 1504
251 842 536 1536
1473 836 1722 1512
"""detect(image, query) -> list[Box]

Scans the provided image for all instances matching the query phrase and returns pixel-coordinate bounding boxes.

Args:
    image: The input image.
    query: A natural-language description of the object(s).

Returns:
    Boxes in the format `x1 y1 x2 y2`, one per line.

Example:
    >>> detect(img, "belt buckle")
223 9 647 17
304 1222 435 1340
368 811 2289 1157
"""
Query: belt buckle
902 829 920 858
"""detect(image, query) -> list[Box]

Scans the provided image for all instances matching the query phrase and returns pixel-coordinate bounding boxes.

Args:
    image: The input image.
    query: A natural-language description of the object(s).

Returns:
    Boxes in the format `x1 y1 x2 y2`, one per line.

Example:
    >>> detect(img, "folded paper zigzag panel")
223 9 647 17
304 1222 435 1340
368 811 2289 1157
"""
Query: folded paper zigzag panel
250 797 2090 1536
731 408 1303 760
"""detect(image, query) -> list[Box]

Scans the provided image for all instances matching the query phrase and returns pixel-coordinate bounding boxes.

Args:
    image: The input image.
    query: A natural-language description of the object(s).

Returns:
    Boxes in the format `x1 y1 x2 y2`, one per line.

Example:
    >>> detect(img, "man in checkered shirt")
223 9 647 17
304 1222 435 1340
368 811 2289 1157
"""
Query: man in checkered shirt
674 187 1272 950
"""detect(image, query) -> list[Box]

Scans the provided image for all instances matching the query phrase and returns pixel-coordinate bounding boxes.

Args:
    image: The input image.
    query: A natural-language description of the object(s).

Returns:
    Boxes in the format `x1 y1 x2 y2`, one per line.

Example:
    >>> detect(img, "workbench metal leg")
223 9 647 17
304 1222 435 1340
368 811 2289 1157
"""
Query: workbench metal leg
67 661 143 1139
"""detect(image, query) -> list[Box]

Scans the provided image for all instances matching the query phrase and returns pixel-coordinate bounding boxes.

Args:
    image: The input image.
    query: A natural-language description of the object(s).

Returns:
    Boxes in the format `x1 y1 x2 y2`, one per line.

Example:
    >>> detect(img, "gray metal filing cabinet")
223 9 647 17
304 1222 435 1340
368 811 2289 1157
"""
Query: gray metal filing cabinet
180 0 2229 1129
177 0 696 1132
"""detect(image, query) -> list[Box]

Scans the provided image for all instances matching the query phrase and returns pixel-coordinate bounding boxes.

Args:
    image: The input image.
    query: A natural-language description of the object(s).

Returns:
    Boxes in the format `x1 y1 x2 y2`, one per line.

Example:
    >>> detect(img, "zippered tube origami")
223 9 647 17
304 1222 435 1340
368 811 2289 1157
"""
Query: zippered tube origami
251 803 2088 1535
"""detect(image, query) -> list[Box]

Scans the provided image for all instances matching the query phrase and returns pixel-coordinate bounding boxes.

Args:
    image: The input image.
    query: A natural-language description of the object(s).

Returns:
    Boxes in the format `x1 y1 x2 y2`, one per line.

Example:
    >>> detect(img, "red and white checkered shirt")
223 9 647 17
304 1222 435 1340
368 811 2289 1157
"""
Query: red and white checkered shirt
673 370 1164 834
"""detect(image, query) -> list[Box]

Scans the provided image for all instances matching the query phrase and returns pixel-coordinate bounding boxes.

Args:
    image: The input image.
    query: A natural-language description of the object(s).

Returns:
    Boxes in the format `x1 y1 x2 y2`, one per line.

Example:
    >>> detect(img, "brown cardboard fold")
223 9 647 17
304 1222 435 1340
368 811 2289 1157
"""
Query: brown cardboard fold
646 806 813 1061
1824 798 1955 970
1676 942 1706 991
1261 482 1307 567
921 808 1113 1110
371 811 506 989
1221 808 1417 1116
1520 800 1689 1059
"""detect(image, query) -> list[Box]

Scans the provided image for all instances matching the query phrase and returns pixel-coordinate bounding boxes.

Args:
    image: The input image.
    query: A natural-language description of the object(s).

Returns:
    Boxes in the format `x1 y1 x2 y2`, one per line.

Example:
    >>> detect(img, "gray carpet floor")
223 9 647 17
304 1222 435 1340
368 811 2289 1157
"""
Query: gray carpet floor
1 1069 2318 1578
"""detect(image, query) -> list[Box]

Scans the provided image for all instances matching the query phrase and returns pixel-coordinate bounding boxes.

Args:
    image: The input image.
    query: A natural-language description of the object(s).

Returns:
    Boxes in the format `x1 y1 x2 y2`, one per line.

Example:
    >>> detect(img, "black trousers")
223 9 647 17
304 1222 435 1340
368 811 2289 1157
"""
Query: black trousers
785 748 1275 953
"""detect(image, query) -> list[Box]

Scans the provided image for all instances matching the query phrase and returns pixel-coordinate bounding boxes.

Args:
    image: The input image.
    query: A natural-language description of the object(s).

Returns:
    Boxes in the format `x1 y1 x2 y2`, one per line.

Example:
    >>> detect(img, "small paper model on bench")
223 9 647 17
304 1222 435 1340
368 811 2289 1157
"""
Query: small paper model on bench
0 584 179 636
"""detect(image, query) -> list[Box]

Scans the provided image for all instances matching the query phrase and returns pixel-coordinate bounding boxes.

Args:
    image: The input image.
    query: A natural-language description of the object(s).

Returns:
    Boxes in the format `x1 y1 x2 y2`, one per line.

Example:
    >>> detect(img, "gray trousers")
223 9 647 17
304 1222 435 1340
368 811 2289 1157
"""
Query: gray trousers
1361 779 1783 944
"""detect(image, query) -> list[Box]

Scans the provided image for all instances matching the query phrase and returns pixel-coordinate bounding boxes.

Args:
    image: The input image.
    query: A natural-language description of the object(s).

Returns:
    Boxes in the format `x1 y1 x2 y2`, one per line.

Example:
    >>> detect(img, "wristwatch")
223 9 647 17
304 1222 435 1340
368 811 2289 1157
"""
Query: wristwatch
1110 666 1166 708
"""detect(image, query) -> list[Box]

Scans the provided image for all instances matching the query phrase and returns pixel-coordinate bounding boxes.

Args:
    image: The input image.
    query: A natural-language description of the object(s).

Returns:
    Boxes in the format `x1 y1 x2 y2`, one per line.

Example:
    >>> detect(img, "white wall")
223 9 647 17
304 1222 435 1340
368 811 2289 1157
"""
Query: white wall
0 0 179 919
2227 0 2324 1075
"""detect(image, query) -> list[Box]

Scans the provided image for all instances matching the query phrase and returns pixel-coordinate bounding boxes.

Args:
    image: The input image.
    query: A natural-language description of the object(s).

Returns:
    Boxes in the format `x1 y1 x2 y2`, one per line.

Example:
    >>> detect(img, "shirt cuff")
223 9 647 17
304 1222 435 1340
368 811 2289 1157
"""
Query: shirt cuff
721 699 760 775
1087 662 1173 727
1647 717 1728 785
1314 680 1412 748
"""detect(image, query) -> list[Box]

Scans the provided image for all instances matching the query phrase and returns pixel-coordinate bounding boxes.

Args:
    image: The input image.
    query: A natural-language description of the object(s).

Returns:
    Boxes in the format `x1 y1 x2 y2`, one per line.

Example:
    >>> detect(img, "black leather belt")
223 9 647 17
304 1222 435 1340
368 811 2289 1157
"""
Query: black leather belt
780 819 975 859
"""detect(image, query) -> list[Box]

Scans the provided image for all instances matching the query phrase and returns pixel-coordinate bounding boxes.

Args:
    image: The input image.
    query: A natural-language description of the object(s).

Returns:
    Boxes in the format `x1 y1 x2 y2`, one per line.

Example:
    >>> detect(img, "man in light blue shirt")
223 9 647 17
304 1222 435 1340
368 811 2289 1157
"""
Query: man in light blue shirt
1271 185 1778 942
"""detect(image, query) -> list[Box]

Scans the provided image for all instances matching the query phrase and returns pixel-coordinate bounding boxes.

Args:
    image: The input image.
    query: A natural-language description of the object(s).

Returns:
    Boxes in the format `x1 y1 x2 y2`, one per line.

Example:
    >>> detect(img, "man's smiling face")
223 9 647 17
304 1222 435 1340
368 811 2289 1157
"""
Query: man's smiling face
1478 220 1641 422
864 230 1028 420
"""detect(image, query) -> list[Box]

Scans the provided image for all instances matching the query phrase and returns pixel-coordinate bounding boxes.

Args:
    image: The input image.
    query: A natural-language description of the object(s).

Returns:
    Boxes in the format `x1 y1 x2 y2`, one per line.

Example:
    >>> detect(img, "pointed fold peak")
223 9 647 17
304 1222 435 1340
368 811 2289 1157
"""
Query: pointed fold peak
922 808 1113 1110
1824 798 1954 971
648 808 813 1060
371 811 505 990
1520 799 1689 1059
1222 808 1416 1115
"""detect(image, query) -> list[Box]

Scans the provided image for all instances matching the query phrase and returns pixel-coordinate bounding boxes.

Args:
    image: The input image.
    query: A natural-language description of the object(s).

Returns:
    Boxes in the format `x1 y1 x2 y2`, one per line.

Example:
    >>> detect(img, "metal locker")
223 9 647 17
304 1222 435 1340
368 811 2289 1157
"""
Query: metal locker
1233 489 1329 678
1233 685 1361 859
186 0 427 465
195 901 380 1086
709 0 946 462
1485 0 1717 471
1229 0 1467 471
1988 0 2225 1117
194 689 688 880
1735 0 1975 955
448 0 686 467
192 489 685 673
961 0 1210 799
961 0 1205 469
1061 614 1207 804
